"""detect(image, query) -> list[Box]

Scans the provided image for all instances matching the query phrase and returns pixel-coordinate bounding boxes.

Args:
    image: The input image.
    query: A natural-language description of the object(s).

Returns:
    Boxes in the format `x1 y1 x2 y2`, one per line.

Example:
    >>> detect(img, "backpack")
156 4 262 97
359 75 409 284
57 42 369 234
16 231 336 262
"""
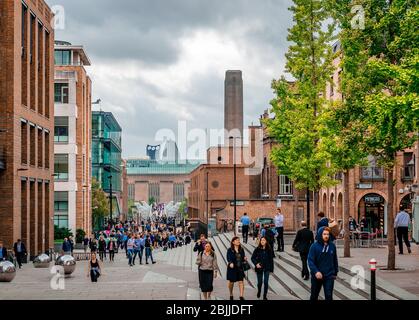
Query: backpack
264 229 274 243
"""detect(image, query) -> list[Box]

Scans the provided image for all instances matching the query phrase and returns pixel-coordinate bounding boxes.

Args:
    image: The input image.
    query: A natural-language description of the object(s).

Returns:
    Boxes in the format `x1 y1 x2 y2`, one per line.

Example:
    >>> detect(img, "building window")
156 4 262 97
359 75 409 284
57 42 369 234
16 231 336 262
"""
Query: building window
21 121 27 164
173 183 185 203
37 128 43 168
30 125 35 166
402 152 415 181
54 50 71 65
128 184 135 201
149 183 160 204
54 117 69 143
54 83 69 103
45 131 50 168
54 191 69 229
361 156 384 180
54 154 69 181
279 175 293 195
330 76 334 97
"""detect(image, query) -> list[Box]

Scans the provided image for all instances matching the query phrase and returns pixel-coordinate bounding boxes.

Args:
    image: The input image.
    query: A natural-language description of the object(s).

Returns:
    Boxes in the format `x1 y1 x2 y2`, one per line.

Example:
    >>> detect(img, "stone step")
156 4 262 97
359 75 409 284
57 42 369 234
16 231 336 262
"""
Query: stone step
243 238 367 300
221 233 309 300
285 251 399 300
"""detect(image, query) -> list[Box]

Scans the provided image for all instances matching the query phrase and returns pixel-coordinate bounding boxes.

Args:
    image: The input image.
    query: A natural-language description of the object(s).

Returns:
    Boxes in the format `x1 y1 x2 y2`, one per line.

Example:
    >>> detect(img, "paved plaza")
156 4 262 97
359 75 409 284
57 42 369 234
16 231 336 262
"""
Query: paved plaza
1 234 418 300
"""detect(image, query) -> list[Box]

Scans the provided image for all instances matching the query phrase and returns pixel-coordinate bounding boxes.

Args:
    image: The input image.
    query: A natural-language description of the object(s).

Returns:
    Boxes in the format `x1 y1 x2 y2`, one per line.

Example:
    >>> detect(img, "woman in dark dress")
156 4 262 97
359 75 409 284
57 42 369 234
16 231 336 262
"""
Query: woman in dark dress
251 237 274 300
98 236 107 261
196 242 219 300
87 252 102 282
226 236 247 300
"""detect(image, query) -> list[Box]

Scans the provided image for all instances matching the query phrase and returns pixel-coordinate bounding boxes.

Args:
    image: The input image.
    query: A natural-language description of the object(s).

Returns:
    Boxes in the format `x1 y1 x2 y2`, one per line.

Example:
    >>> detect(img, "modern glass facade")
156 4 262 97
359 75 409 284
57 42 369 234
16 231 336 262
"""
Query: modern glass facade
92 111 122 218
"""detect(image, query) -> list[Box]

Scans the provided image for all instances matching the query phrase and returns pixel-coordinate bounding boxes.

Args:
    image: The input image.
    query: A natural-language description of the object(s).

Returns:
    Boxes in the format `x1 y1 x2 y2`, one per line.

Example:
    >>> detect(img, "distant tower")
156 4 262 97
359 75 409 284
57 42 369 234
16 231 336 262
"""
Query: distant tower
224 70 243 144
146 145 160 160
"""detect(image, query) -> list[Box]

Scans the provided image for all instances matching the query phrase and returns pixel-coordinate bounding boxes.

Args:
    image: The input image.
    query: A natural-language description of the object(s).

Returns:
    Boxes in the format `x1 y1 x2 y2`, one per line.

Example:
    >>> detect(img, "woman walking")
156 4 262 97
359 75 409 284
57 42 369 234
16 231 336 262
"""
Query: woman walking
98 236 107 261
87 252 102 283
226 236 247 300
196 242 219 300
107 237 117 262
251 237 274 300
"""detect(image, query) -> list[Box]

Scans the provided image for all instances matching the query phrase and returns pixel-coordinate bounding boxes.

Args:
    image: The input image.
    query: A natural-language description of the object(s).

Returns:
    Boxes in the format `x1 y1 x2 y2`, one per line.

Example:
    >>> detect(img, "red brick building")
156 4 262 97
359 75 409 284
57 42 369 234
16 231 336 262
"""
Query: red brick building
187 125 309 233
0 0 54 257
318 41 418 235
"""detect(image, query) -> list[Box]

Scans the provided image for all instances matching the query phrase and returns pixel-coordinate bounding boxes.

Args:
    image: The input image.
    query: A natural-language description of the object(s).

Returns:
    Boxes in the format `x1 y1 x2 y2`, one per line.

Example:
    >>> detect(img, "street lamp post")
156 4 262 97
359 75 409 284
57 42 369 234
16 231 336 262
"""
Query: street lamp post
108 175 113 226
206 171 209 237
229 136 237 236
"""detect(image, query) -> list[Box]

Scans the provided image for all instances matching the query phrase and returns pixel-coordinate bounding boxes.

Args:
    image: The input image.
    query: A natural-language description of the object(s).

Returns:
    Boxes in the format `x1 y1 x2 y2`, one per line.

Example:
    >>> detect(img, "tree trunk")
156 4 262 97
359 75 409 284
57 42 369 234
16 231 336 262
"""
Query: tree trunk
306 188 311 230
294 187 299 230
387 168 396 270
313 190 319 217
343 170 351 257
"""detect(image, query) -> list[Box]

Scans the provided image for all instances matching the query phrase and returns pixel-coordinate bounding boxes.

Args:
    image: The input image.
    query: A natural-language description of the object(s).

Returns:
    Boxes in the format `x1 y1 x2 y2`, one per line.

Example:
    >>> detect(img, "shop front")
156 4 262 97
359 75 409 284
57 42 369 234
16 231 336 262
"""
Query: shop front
358 193 386 235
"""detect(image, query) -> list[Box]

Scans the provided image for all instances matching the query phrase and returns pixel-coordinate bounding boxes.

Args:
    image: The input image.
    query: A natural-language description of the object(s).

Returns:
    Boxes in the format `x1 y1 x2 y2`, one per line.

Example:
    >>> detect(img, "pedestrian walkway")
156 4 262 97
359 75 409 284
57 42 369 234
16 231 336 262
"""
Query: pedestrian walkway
1 235 417 300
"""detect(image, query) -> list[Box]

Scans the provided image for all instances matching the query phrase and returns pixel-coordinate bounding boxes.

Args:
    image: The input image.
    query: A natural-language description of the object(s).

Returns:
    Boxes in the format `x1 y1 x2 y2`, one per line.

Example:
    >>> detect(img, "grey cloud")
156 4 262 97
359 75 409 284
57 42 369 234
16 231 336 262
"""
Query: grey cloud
46 0 294 157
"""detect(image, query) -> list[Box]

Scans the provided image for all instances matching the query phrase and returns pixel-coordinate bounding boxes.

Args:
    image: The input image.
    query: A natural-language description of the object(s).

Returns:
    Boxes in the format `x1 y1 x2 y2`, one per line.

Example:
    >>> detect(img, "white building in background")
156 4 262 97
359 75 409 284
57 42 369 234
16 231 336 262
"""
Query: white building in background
53 41 92 235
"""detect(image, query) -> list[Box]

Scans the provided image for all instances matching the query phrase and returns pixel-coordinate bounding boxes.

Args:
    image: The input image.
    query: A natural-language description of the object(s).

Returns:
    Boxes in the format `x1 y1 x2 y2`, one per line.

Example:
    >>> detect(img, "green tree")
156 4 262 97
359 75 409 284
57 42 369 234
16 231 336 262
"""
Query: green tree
148 197 156 205
332 0 419 268
92 178 108 231
267 0 337 227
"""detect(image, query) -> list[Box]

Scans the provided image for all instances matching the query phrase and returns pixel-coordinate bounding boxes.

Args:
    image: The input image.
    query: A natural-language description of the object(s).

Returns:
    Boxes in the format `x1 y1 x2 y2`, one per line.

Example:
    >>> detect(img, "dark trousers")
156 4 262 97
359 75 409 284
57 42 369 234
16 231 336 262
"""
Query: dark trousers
99 250 106 261
300 252 309 278
310 277 334 301
242 225 249 243
256 270 270 297
145 247 154 263
397 227 410 254
276 227 284 251
127 249 134 265
109 250 115 261
90 269 99 282
15 252 25 268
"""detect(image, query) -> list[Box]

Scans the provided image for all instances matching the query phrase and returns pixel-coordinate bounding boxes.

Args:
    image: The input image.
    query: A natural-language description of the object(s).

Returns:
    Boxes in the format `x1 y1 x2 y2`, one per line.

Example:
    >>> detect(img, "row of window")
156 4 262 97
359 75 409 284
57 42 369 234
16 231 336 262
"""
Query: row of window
21 3 51 117
54 191 68 228
20 119 50 168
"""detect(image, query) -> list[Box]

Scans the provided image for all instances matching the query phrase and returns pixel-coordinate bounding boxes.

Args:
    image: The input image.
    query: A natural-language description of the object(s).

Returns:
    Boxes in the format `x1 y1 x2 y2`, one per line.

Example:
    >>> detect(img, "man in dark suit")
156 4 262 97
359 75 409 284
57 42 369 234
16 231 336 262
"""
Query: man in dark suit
293 221 314 280
13 239 27 269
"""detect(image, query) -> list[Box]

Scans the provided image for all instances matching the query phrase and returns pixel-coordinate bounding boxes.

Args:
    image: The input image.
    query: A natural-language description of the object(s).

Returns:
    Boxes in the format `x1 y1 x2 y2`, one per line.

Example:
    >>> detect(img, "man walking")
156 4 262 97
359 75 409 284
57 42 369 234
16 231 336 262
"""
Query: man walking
240 212 251 244
274 208 284 252
13 239 27 268
292 221 314 280
62 238 72 255
395 206 412 254
308 227 338 301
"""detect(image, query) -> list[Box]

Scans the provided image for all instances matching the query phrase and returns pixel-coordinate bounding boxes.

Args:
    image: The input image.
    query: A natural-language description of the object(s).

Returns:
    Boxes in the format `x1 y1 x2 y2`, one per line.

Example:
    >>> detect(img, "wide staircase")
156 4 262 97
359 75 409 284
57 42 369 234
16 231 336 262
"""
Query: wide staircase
154 234 417 300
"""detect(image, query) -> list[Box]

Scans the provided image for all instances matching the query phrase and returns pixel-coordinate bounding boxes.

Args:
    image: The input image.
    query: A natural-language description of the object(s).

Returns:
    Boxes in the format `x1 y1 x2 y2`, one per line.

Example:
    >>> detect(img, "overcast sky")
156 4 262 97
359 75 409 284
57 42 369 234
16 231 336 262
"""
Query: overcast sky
46 0 293 159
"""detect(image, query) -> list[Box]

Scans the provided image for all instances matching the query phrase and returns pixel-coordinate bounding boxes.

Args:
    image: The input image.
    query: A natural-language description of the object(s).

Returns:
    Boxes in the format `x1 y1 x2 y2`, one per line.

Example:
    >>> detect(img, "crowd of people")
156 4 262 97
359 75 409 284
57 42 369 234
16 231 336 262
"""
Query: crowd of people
63 219 194 282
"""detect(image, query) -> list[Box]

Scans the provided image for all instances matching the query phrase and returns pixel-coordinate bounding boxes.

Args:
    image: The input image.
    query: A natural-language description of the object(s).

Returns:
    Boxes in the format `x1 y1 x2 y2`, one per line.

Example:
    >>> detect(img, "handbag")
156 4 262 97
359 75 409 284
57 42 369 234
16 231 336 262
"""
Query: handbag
242 261 251 272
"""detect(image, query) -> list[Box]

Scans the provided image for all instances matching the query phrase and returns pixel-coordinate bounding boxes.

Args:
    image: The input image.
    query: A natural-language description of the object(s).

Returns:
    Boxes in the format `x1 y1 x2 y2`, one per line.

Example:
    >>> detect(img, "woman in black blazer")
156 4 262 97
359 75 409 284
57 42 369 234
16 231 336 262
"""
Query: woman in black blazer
226 236 247 300
251 237 274 300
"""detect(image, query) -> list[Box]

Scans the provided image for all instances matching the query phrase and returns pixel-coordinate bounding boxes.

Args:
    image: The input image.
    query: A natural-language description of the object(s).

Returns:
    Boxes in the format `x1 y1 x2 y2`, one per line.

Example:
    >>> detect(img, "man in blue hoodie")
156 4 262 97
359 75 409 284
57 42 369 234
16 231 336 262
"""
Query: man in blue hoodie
308 226 338 301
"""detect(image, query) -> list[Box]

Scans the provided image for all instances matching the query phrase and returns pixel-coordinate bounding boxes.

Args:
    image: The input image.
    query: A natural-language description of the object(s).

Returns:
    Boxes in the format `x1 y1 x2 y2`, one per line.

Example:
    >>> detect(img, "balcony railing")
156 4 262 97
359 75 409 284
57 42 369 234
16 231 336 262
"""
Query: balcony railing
401 165 415 182
360 166 385 181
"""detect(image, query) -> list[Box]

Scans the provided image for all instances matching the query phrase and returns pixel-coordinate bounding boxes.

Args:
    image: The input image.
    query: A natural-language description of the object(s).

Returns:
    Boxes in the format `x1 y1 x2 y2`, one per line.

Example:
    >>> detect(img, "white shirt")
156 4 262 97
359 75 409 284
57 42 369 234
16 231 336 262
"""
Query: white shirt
394 211 411 228
274 214 284 228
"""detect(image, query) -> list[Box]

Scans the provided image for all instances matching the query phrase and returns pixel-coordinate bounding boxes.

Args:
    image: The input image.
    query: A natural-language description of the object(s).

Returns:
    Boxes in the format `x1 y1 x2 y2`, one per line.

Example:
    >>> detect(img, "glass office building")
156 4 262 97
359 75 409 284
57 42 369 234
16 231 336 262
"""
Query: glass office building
92 111 122 219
